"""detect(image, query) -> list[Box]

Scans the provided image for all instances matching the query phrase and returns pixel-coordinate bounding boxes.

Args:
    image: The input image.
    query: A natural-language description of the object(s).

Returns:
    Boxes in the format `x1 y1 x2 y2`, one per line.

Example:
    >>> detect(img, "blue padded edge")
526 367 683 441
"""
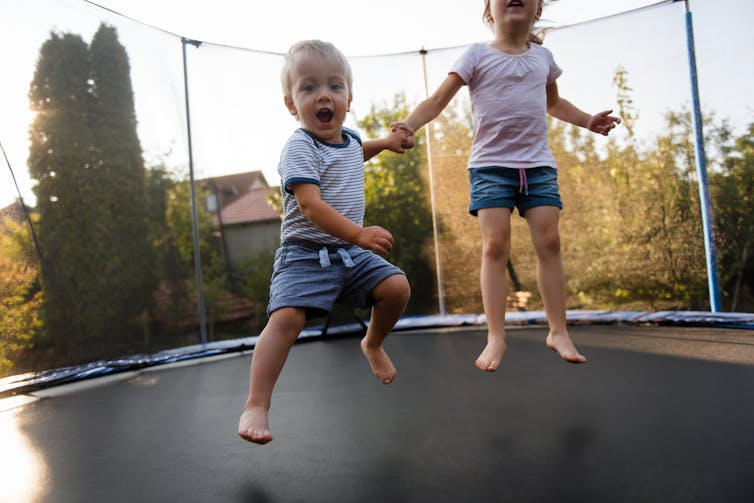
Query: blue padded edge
2 310 752 397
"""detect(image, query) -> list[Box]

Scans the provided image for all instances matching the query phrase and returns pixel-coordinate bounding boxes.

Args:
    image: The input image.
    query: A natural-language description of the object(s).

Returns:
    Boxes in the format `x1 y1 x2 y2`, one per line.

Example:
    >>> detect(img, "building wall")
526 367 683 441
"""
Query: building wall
223 220 280 271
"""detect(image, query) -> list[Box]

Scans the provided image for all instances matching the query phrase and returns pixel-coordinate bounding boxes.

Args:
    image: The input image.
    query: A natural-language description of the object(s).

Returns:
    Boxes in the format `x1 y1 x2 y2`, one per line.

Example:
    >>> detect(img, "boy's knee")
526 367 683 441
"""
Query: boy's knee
268 307 306 334
394 275 411 305
376 274 411 306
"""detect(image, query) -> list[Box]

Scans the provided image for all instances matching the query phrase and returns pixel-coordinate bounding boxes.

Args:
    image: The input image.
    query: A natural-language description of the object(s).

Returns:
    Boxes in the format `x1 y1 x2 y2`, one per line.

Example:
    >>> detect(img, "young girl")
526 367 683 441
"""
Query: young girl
393 0 620 371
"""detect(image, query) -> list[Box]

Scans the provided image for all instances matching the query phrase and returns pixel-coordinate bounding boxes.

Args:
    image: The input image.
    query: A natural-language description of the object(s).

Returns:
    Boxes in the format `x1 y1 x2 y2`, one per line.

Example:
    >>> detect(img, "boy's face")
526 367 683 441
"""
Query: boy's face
284 52 352 144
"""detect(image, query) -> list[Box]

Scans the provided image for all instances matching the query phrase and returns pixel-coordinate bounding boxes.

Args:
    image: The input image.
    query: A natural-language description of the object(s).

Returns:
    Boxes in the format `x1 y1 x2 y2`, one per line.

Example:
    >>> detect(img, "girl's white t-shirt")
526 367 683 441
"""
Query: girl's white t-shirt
450 42 562 169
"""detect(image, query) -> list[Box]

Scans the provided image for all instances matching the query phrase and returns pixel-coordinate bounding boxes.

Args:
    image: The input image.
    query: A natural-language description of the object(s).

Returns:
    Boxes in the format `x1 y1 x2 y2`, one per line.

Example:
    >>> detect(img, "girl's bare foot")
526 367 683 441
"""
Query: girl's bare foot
546 332 587 364
360 338 397 384
475 334 507 372
238 406 273 444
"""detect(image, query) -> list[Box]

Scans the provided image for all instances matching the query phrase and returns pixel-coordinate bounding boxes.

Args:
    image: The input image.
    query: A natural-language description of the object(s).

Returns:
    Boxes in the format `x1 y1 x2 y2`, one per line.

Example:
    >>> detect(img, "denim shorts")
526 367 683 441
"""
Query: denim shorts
468 166 562 217
267 240 405 318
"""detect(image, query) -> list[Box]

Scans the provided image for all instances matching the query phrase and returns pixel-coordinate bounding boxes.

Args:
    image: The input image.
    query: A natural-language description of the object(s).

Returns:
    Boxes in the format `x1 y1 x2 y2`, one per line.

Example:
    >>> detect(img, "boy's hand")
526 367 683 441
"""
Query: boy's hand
588 110 621 136
356 226 394 256
390 121 415 150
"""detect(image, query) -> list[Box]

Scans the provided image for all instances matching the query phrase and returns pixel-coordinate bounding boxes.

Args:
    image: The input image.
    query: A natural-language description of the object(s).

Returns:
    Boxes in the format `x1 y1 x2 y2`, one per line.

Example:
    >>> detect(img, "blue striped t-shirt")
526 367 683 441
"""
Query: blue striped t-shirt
278 127 364 245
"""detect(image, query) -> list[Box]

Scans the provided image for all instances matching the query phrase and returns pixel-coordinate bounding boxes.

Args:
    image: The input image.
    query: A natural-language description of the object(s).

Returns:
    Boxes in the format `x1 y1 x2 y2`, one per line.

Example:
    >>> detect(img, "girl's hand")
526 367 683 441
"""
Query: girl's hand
588 110 622 136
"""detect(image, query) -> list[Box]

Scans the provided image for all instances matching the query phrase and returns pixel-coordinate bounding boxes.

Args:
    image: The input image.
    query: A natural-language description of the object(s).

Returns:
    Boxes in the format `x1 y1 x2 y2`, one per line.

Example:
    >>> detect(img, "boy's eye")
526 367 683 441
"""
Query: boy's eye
302 85 315 92
330 83 344 91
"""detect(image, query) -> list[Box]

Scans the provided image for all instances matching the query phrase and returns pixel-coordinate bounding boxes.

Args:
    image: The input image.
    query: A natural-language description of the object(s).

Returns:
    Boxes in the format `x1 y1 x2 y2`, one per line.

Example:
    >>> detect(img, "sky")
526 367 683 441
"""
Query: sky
2 0 753 209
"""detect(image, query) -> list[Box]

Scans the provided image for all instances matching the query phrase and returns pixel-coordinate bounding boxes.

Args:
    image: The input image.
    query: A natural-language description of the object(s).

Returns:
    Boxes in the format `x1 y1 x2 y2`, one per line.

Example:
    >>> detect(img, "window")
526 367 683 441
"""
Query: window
206 193 217 212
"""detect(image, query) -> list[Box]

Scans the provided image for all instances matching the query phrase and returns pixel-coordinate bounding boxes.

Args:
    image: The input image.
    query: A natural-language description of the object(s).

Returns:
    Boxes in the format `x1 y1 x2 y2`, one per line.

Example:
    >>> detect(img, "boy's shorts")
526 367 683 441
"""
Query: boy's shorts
267 240 405 318
468 166 562 217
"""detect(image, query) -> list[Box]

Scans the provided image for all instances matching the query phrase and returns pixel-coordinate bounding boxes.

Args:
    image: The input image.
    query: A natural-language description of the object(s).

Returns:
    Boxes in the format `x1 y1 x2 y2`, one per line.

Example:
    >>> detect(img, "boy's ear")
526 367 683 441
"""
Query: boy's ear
284 95 297 117
347 92 353 112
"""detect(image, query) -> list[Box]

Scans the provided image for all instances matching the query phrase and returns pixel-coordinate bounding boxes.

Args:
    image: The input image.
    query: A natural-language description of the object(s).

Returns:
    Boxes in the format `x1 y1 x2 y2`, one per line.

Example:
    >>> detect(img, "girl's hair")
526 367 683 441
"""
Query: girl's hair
482 0 547 45
280 39 353 97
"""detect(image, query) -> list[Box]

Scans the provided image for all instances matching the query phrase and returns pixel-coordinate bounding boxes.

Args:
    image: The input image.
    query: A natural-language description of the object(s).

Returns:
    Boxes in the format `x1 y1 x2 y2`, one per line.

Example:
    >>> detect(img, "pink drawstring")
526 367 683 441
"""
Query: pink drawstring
518 168 528 195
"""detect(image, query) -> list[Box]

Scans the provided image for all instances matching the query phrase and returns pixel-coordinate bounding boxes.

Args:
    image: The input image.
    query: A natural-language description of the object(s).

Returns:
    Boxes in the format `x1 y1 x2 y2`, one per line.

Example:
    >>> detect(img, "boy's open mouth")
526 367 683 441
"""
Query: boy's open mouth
316 108 333 122
507 0 524 7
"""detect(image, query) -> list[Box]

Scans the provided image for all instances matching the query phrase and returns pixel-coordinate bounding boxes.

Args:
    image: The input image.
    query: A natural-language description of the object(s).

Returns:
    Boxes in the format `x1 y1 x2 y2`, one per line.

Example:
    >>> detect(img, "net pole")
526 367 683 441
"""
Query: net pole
679 0 722 311
181 37 209 344
420 49 446 316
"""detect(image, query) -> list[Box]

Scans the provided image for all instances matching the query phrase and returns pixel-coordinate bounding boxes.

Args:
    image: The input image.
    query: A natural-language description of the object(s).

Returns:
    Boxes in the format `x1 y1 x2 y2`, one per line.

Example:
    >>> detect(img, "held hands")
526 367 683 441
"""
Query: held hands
390 122 415 150
587 110 622 136
383 126 415 153
356 226 394 256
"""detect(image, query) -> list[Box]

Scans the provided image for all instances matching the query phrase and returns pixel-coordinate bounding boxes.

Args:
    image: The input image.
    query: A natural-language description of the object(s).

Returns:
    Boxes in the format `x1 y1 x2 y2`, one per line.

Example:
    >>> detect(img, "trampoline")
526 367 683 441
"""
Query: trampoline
3 321 754 503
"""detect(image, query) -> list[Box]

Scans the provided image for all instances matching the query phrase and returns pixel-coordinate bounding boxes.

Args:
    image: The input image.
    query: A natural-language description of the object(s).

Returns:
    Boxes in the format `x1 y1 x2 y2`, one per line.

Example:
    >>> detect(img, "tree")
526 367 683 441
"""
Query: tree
424 101 482 313
142 161 193 340
28 32 94 352
28 25 151 359
713 123 754 311
165 180 229 339
0 218 42 375
239 248 276 328
357 94 436 313
87 24 151 343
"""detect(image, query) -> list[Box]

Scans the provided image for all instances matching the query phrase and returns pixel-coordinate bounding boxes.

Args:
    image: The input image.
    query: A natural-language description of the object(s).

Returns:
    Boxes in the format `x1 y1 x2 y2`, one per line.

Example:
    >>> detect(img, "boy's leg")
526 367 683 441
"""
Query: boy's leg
239 307 306 444
477 207 513 372
361 274 410 384
525 206 586 363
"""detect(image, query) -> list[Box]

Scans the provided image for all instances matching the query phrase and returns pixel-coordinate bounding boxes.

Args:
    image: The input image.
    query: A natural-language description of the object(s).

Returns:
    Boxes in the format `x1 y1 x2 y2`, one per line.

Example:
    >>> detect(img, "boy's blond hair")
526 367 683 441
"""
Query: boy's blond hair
280 40 353 97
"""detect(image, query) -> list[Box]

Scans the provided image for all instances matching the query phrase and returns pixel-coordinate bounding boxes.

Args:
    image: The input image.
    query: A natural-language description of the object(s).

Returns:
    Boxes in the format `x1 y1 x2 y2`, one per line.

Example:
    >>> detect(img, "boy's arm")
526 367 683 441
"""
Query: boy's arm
362 128 412 162
546 81 621 136
292 183 394 256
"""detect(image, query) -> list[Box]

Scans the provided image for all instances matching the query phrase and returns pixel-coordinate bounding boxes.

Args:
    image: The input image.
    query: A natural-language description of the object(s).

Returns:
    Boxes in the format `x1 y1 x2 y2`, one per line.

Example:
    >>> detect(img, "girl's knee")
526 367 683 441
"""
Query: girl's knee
482 238 510 261
536 233 561 256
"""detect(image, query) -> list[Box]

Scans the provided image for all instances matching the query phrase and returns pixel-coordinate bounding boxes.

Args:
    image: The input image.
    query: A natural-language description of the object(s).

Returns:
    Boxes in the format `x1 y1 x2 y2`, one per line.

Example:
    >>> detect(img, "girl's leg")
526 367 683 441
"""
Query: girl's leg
477 207 513 371
361 274 410 384
239 307 306 444
525 206 586 363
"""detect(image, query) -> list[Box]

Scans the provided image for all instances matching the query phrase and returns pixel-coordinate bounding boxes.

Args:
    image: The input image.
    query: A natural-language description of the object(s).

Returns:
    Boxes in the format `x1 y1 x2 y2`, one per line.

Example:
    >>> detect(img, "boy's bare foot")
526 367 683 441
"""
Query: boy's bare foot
546 332 587 364
360 338 397 384
475 335 507 372
238 406 273 444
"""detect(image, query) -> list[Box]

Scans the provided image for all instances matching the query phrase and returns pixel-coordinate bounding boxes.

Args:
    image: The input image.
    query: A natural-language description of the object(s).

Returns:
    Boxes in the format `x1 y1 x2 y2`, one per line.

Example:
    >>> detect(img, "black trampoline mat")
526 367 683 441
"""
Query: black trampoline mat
5 325 754 503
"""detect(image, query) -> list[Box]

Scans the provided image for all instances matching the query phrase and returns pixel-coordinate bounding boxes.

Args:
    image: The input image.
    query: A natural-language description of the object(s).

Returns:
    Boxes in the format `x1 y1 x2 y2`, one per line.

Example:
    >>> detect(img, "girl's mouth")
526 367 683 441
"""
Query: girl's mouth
316 109 333 122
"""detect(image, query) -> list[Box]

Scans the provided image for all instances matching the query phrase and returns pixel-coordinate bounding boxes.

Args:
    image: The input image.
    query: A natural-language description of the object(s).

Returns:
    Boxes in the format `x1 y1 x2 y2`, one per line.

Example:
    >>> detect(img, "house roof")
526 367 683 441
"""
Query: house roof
0 199 29 228
197 170 268 211
198 171 267 195
215 186 281 226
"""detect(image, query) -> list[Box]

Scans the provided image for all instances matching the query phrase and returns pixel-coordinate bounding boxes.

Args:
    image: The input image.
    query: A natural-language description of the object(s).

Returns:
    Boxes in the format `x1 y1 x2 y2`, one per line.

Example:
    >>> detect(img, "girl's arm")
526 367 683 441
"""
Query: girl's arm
395 73 465 135
546 81 621 136
292 183 394 255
